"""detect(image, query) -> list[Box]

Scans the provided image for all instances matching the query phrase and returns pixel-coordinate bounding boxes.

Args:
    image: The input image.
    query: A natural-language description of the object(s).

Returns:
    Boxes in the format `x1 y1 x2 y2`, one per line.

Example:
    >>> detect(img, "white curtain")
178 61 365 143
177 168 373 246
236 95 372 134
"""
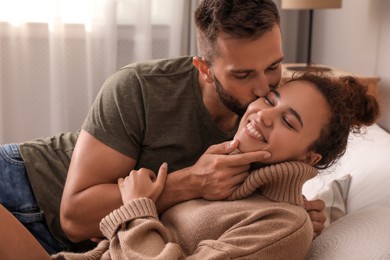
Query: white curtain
0 0 195 143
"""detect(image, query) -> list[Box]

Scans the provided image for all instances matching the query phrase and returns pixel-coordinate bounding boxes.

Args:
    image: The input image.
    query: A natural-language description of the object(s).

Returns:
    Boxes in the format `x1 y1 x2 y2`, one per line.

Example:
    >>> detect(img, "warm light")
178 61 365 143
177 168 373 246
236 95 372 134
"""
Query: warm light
0 0 52 25
0 0 174 27
0 0 102 28
281 0 342 9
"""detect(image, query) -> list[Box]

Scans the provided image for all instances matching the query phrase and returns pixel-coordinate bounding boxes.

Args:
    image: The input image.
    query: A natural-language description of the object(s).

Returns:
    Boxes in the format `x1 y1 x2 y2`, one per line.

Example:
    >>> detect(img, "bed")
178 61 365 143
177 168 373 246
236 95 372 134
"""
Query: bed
303 123 390 259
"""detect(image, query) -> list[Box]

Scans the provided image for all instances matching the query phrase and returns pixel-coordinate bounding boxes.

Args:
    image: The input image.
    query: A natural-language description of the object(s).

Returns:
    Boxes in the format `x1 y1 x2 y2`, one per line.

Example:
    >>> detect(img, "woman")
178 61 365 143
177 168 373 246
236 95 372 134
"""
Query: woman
0 73 379 259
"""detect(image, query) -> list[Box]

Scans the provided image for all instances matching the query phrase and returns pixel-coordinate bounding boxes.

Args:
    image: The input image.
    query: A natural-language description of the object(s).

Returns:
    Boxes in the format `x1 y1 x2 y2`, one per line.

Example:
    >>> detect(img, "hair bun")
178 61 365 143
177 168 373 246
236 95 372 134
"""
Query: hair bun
340 76 380 133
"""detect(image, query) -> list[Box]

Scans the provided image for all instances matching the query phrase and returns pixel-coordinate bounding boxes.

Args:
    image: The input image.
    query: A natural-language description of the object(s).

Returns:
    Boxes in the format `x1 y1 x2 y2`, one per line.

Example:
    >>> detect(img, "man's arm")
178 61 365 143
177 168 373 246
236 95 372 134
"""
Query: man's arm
60 133 271 242
60 130 135 242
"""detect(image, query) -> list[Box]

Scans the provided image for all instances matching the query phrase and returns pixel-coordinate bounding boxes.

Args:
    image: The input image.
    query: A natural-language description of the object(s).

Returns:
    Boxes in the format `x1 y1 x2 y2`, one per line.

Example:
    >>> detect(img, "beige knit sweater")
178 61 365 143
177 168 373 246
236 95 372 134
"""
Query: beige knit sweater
53 161 317 260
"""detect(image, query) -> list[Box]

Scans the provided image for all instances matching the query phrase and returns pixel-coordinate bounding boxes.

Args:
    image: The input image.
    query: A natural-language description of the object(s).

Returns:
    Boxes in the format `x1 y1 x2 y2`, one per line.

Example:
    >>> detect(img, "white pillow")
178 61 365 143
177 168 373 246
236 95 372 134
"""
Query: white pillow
312 174 351 228
303 124 390 214
336 124 390 213
306 207 390 260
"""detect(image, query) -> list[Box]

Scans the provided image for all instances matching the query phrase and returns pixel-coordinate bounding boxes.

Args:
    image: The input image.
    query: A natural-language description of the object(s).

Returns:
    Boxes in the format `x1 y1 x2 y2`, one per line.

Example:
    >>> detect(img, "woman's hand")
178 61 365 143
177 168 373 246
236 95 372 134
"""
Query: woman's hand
118 163 168 205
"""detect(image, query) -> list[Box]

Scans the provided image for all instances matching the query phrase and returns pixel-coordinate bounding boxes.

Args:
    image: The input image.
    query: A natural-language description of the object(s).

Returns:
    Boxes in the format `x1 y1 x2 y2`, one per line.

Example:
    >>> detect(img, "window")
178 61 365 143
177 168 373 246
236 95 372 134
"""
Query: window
0 0 174 26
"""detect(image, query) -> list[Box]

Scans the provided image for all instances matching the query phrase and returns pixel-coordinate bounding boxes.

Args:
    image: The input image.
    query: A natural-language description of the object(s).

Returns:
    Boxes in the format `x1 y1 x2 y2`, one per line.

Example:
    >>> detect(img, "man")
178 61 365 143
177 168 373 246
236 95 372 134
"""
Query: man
0 0 326 254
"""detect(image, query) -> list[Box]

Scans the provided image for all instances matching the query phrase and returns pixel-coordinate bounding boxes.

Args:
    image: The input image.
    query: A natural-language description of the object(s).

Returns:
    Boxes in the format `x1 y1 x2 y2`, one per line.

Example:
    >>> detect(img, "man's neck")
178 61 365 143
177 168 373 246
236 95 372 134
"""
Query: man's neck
198 75 239 132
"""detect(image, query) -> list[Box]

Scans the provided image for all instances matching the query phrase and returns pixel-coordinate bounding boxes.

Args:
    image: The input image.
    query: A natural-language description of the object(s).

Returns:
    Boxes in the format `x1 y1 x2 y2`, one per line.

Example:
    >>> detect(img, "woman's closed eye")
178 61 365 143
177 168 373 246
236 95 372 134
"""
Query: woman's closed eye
264 96 273 106
264 95 299 130
283 115 295 130
264 93 277 106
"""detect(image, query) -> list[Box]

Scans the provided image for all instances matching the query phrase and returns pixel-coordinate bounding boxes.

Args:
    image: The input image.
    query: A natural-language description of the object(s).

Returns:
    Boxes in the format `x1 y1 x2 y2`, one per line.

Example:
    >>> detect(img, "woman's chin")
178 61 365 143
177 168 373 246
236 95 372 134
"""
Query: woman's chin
237 145 264 154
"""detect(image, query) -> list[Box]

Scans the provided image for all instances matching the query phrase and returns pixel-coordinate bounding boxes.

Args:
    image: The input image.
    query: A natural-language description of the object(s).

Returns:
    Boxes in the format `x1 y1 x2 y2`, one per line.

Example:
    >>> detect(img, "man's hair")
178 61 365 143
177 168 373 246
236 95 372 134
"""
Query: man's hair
194 0 280 64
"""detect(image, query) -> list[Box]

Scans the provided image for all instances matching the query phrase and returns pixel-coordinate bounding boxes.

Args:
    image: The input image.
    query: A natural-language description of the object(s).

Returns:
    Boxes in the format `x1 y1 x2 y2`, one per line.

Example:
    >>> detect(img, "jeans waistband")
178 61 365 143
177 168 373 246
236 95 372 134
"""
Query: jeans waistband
1 143 21 156
0 143 23 164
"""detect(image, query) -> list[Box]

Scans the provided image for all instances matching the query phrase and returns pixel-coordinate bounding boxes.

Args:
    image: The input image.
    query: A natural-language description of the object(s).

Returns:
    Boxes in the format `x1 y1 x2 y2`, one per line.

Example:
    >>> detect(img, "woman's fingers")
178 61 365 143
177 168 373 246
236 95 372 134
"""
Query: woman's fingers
157 163 168 181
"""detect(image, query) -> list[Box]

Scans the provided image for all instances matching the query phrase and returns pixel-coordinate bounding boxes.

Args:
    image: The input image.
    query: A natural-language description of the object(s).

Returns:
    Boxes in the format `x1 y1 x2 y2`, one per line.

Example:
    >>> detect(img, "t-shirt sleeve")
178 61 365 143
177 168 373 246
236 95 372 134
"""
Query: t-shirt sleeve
82 67 145 159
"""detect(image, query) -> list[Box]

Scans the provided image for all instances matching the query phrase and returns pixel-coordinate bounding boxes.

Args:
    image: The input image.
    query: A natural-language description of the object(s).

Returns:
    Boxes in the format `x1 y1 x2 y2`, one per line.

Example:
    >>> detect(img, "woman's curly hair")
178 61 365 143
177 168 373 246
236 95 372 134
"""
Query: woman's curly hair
285 73 380 169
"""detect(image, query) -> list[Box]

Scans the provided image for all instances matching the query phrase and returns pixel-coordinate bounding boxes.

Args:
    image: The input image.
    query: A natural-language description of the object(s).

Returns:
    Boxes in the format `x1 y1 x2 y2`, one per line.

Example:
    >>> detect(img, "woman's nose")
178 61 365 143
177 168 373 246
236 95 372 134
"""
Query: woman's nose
256 110 273 127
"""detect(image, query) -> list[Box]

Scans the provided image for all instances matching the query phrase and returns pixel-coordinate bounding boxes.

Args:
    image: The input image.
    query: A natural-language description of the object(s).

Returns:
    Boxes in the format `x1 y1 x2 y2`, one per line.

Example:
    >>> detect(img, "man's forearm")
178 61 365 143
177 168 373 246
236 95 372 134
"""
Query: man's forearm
61 183 123 242
155 167 201 214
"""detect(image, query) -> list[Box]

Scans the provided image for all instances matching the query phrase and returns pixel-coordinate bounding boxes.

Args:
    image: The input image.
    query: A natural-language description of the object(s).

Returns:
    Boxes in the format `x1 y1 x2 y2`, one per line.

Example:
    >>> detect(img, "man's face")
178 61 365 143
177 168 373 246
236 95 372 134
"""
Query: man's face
208 25 284 116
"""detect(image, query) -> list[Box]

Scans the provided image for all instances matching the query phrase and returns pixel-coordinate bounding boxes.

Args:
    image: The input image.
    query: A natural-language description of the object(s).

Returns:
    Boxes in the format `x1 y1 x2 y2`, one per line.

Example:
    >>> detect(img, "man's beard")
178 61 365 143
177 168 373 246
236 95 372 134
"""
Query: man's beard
213 75 247 117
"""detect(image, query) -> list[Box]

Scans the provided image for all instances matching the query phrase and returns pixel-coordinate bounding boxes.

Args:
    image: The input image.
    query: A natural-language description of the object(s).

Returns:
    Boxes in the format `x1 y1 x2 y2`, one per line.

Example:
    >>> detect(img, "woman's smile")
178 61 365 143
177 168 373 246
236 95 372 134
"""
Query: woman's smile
245 121 267 143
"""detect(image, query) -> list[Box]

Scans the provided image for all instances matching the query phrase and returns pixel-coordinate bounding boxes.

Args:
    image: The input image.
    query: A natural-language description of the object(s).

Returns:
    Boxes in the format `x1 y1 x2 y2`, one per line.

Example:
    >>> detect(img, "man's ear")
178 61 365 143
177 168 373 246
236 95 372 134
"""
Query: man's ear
193 56 213 83
303 151 322 166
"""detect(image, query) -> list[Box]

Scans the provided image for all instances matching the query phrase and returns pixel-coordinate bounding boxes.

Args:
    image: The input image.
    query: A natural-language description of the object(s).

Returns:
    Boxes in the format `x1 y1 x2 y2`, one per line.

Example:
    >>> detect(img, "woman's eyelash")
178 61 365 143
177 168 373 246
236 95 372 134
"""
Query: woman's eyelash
283 116 295 130
264 96 274 106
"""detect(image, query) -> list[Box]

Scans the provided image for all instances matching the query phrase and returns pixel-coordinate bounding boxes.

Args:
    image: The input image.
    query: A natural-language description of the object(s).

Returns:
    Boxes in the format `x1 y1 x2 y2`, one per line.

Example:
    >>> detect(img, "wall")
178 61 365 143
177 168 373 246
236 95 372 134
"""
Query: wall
311 0 390 131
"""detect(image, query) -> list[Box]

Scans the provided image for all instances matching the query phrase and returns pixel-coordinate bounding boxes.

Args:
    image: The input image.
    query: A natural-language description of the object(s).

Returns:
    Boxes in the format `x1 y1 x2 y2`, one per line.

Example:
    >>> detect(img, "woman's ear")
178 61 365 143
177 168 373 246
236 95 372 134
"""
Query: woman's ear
193 56 214 83
303 151 322 166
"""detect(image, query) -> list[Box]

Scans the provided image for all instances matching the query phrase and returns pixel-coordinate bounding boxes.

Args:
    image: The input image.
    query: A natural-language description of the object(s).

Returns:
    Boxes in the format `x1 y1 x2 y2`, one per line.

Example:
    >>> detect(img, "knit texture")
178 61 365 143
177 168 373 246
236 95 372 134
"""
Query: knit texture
100 198 158 239
52 161 317 260
227 161 318 205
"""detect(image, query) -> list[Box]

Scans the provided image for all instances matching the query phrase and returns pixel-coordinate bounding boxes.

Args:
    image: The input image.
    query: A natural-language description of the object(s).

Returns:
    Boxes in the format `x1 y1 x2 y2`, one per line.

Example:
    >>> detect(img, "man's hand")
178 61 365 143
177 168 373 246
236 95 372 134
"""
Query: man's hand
156 139 271 213
304 198 326 239
188 139 271 200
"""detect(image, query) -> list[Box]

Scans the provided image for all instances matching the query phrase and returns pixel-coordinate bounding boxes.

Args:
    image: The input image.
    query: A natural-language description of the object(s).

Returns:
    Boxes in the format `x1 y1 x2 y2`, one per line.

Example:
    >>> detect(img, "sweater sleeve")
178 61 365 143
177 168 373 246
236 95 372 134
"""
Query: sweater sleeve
51 198 185 260
190 207 314 260
101 198 185 259
99 198 312 260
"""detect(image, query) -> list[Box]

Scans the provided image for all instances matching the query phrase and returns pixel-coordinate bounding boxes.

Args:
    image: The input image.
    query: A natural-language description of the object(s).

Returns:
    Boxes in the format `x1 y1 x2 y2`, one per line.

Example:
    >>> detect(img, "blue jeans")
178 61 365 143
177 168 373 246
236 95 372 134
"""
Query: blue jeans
0 143 63 254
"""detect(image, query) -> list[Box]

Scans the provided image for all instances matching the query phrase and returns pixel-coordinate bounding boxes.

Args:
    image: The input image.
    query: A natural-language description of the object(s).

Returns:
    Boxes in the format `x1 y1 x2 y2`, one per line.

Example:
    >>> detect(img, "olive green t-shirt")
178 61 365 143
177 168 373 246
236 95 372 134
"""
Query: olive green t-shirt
83 56 236 173
19 56 236 252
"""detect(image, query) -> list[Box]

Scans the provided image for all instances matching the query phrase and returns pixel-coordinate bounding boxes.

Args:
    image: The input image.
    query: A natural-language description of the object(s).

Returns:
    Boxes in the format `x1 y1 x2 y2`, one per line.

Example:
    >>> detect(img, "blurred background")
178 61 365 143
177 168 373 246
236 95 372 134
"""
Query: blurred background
0 0 389 143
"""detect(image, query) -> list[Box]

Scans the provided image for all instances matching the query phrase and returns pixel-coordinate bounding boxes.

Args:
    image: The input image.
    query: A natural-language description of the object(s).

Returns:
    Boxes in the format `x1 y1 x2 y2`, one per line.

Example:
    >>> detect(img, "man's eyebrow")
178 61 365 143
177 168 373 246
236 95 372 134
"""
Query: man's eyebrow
270 89 304 128
269 57 284 68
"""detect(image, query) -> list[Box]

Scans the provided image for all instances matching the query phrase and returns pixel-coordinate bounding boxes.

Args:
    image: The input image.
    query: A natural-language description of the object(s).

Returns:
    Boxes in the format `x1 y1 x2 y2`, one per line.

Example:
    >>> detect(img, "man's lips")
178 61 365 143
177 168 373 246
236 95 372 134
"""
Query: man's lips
245 121 267 143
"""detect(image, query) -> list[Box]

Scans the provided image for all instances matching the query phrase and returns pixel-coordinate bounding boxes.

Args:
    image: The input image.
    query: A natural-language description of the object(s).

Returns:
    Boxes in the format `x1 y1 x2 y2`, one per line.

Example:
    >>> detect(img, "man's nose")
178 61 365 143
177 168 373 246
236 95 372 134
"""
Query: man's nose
254 74 270 98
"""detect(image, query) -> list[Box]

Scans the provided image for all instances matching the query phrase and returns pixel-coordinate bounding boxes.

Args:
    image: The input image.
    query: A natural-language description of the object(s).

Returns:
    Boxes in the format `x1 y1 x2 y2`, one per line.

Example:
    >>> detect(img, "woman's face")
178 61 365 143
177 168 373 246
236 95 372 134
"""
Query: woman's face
234 80 331 165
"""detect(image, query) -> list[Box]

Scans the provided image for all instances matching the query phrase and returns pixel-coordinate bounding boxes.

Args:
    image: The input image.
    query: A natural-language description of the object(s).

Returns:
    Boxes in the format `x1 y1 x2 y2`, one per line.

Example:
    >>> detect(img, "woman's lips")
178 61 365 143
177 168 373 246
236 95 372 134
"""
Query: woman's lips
245 121 267 143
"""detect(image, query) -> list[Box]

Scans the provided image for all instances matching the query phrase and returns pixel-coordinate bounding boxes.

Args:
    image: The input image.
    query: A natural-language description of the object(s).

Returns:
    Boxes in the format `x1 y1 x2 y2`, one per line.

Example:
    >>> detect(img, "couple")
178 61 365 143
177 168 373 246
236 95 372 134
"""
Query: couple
0 0 379 258
0 72 379 259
